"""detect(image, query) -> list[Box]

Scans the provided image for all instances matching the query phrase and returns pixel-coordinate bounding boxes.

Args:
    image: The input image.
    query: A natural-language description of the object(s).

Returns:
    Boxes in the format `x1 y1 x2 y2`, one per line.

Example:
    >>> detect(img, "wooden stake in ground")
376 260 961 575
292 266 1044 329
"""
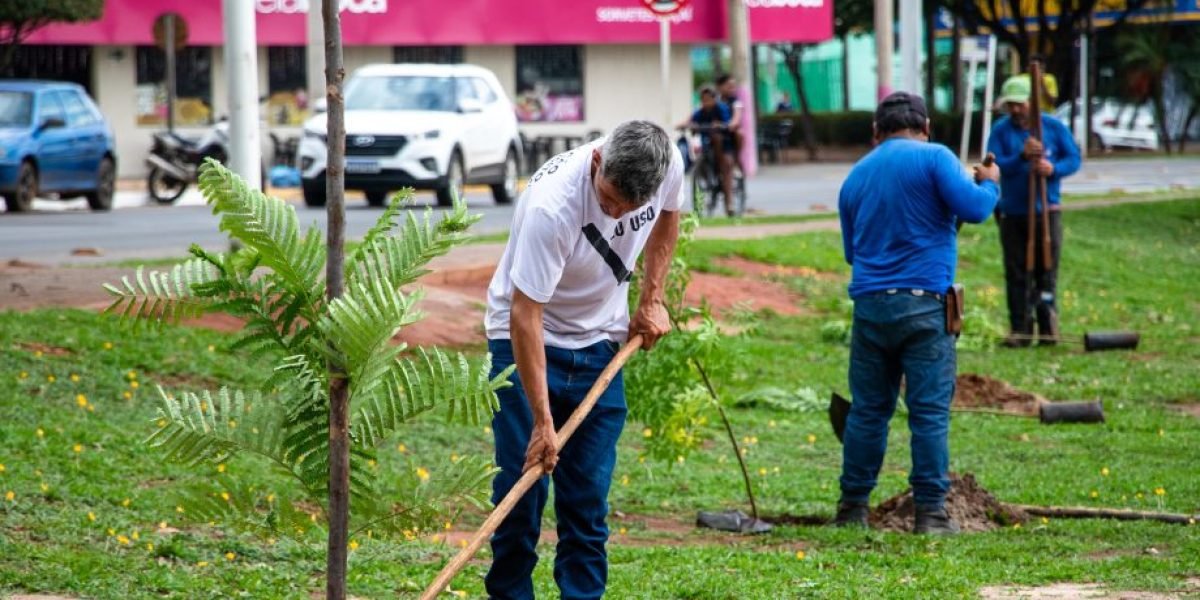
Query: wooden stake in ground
420 335 644 600
321 0 349 598
1012 504 1199 526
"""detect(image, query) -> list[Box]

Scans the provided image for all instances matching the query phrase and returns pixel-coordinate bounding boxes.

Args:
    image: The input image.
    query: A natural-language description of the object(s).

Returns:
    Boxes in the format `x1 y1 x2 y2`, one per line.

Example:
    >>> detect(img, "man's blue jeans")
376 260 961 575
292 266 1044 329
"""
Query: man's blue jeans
839 291 957 510
485 339 627 600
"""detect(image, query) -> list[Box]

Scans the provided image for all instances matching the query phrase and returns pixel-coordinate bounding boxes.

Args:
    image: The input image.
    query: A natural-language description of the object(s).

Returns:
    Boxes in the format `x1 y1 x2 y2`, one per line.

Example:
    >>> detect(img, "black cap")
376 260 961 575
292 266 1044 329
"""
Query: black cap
875 91 928 122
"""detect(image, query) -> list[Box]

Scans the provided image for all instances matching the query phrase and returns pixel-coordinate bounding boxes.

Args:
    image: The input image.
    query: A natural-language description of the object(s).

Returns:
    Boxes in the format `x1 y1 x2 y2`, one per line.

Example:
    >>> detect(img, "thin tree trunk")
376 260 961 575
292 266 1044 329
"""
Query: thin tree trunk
841 35 851 111
322 0 349 597
785 50 818 160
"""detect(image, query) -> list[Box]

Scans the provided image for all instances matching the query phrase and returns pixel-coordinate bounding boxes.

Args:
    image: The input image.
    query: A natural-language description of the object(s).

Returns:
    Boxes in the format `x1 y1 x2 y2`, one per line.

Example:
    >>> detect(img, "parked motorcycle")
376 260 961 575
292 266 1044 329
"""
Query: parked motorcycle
145 119 275 204
145 125 230 204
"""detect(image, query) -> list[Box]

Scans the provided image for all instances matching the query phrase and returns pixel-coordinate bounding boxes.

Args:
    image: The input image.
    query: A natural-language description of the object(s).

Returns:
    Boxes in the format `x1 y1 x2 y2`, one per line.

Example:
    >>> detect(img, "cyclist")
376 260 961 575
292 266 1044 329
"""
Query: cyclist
680 86 736 216
716 74 747 174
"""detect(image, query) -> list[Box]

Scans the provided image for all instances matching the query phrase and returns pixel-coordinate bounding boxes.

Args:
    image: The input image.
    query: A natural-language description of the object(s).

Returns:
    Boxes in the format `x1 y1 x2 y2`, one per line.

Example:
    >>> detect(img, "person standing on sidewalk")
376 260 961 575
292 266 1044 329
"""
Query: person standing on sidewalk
987 75 1082 346
835 92 1000 534
483 120 682 599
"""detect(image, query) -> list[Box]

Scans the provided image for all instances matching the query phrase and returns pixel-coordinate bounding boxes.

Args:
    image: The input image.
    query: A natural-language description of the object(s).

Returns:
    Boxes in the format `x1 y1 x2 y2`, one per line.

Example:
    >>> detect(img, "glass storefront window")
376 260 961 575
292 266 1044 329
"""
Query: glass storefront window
515 45 584 123
267 46 308 126
135 46 214 127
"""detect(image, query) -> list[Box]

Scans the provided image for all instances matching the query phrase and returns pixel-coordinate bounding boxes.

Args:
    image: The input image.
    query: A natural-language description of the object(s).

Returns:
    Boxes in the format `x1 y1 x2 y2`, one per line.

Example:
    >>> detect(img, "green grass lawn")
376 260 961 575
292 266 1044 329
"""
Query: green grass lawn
2 199 1198 599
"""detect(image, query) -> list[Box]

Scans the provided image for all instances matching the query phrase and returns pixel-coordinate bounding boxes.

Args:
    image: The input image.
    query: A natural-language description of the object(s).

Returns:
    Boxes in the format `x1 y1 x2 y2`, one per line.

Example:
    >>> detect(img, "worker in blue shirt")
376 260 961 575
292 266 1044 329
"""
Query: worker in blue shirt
835 92 999 534
987 75 1082 346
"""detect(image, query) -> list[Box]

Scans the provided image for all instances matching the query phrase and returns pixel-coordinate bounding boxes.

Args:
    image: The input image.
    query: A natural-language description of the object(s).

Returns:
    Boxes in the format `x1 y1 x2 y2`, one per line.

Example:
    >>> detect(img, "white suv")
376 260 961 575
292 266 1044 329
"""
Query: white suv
298 63 522 207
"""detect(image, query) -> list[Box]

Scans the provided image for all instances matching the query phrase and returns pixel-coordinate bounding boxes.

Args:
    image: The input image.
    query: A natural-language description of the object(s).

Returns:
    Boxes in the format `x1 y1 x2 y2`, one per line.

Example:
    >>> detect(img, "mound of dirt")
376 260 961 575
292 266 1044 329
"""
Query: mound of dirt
869 472 1027 533
955 373 1046 415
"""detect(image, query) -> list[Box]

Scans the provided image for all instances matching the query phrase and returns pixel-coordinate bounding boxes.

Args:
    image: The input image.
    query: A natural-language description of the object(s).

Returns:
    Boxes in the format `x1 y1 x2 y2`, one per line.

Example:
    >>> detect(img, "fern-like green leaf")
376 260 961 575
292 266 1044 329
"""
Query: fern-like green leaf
319 278 422 400
353 348 512 447
196 160 325 316
102 260 222 328
347 195 479 292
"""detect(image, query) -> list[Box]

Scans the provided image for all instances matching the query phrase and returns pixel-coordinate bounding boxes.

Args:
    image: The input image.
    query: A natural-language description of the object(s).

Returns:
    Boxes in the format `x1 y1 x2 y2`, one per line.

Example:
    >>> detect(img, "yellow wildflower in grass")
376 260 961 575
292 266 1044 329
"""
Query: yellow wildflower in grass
131 531 139 540
1158 429 1165 437
643 428 653 438
158 521 167 530
1090 490 1099 498
1101 467 1110 476
1136 492 1144 500
36 428 44 438
621 475 629 486
18 371 28 380
130 381 139 390
458 539 468 548
1013 523 1022 530
76 394 88 408
155 418 166 428
227 419 236 429
126 370 137 380
795 550 806 560
39 482 49 493
73 444 83 454
124 391 133 400
70 374 80 383
367 459 376 468
1155 487 1166 496
146 543 154 552
117 535 130 545
5 491 14 501
103 342 113 350
121 498 131 507
47 374 56 383
450 454 460 463
87 512 96 522
806 434 817 444
34 350 44 358
87 405 94 413
676 455 685 464
266 494 275 503
217 463 226 473
107 528 115 536
225 552 236 561
444 521 453 530
207 345 215 352
349 540 359 551
220 492 231 501
1041 517 1049 525
397 443 407 453
176 505 186 513
483 426 492 435
618 527 627 535
758 468 767 476
196 561 209 568
0 463 5 473
416 467 430 481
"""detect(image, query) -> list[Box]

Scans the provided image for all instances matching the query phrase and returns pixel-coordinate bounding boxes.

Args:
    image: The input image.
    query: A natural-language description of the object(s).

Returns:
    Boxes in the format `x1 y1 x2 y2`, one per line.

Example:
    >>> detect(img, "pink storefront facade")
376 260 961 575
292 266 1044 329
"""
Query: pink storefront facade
18 0 832 177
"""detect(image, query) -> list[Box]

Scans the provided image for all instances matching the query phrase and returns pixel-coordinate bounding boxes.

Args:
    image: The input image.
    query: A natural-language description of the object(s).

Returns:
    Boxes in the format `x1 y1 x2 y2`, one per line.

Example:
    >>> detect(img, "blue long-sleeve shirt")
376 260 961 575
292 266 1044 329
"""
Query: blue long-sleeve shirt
986 114 1081 215
839 138 1000 299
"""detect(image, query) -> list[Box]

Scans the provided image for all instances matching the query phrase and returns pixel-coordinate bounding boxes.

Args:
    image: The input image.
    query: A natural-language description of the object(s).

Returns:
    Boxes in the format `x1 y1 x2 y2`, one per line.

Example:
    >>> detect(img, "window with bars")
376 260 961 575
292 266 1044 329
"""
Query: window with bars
135 46 214 127
4 46 93 93
267 46 309 125
515 45 584 122
392 46 464 64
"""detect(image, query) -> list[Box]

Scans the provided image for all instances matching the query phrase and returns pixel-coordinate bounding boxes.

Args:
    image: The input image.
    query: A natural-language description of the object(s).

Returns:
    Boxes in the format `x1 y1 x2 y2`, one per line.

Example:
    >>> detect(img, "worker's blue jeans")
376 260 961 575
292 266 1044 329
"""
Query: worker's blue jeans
839 291 957 510
485 338 626 600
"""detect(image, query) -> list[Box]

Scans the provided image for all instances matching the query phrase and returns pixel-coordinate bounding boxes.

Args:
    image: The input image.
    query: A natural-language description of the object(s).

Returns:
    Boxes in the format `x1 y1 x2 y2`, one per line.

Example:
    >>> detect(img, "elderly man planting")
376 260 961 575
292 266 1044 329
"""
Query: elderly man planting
483 120 682 599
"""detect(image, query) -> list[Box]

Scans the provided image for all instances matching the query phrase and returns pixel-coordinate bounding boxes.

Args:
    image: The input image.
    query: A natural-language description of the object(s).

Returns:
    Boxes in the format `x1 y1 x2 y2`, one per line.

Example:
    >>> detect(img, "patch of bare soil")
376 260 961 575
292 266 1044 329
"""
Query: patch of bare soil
955 373 1046 416
978 582 1191 599
13 341 73 356
685 272 804 316
1170 403 1200 419
713 256 836 281
869 472 1027 533
0 264 122 311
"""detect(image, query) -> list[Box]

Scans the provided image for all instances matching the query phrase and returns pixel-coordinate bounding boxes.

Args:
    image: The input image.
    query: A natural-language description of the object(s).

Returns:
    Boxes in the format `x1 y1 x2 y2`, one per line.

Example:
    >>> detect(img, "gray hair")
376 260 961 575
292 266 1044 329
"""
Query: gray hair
600 120 672 206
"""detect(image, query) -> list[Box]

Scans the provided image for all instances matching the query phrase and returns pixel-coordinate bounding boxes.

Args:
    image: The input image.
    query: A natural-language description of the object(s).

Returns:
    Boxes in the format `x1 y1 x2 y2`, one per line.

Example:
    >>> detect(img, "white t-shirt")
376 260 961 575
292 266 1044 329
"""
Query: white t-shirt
485 138 685 349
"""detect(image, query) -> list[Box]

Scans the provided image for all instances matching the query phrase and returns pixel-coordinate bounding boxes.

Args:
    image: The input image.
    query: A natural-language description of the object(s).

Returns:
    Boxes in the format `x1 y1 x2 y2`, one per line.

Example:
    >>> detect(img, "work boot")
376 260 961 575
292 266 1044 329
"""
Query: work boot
832 502 869 528
913 506 960 535
1037 304 1060 346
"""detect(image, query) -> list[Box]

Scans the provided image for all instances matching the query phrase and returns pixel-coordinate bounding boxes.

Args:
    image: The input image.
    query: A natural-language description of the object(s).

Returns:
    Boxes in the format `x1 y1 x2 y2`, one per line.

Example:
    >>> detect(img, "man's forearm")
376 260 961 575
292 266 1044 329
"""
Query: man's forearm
639 210 680 307
511 292 551 426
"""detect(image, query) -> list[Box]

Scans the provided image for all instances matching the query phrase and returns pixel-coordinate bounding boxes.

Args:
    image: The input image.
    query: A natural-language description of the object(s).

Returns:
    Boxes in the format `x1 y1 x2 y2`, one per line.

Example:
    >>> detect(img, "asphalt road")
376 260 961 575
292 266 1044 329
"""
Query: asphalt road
3 156 1199 265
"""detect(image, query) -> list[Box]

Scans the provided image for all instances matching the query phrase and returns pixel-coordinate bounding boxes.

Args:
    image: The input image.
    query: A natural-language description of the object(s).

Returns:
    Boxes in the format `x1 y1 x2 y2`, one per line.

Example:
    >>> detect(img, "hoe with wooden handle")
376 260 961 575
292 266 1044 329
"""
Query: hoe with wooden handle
420 335 644 599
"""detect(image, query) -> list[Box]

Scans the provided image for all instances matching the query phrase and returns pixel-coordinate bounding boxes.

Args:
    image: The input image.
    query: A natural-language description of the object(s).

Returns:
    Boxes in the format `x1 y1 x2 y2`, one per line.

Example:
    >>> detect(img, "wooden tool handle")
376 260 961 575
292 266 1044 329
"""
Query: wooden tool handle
419 335 645 600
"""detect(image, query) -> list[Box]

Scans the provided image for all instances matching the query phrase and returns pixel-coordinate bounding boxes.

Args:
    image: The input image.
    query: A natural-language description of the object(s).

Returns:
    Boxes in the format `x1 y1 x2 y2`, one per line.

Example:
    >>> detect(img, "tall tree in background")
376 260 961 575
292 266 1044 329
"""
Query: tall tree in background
936 0 1153 112
772 44 819 160
834 0 873 111
0 0 104 76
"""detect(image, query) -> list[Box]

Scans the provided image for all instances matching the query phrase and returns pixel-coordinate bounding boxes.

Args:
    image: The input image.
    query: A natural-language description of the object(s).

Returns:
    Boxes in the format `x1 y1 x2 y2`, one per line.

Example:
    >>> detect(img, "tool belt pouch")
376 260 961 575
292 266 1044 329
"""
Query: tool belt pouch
946 284 965 336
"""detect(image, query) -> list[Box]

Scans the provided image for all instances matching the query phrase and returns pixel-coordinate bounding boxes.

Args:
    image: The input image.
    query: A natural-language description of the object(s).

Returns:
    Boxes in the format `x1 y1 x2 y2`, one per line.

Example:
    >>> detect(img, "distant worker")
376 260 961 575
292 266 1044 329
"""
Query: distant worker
835 92 999 535
987 74 1081 347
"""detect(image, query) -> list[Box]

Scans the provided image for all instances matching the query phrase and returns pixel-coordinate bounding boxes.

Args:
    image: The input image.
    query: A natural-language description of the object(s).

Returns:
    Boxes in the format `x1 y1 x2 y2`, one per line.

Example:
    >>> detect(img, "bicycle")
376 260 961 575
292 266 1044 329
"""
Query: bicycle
678 124 746 217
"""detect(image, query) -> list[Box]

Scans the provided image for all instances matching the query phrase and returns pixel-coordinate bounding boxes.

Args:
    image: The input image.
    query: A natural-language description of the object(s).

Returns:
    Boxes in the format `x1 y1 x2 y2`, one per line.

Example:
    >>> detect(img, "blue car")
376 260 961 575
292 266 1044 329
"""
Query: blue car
0 81 117 212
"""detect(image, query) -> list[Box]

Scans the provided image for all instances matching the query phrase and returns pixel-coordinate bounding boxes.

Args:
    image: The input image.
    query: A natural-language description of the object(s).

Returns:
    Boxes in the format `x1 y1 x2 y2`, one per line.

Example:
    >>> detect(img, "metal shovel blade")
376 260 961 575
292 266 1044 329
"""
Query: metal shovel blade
830 392 851 443
696 510 773 534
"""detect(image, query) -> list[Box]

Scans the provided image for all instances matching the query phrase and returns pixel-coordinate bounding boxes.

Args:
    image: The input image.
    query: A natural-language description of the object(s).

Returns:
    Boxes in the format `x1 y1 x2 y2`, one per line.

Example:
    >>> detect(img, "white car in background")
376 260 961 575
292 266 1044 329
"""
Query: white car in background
1053 99 1160 151
298 63 522 207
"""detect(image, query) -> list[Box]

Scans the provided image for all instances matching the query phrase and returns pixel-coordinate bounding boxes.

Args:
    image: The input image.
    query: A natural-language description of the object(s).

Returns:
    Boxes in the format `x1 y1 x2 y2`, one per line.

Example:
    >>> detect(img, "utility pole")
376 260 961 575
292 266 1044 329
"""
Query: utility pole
899 0 920 93
727 0 758 175
306 0 325 110
222 0 261 190
876 0 894 100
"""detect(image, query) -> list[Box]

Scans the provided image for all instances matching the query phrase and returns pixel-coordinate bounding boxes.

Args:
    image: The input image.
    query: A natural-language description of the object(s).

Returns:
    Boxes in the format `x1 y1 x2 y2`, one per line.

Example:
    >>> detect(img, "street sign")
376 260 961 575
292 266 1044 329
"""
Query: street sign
641 0 690 16
152 13 188 51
